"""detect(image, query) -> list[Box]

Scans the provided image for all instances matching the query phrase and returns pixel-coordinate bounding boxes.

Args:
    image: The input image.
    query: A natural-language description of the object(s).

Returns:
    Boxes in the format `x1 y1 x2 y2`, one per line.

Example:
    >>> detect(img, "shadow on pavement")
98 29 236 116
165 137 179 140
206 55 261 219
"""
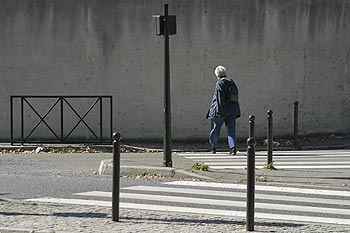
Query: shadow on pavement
0 212 49 217
122 216 304 228
53 212 108 218
321 177 350 180
0 211 108 219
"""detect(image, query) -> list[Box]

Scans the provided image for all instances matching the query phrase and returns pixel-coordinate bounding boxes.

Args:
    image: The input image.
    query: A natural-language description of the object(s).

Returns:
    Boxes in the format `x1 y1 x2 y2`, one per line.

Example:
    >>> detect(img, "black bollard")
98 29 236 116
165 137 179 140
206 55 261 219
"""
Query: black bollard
267 110 273 165
112 132 121 222
249 115 255 138
246 137 256 232
294 101 299 149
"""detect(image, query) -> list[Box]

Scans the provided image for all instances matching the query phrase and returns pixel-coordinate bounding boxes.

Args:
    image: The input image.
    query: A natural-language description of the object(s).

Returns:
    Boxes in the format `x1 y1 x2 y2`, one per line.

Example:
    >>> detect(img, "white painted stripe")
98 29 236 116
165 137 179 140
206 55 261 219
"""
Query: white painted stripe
260 151 350 154
165 181 350 197
209 165 350 169
177 153 239 156
178 149 350 153
204 161 350 166
74 191 111 197
185 156 243 159
74 187 350 206
123 203 350 225
257 152 350 156
258 153 350 156
118 193 350 216
193 155 350 162
25 197 350 225
177 150 350 155
260 155 350 158
183 155 350 159
195 160 350 164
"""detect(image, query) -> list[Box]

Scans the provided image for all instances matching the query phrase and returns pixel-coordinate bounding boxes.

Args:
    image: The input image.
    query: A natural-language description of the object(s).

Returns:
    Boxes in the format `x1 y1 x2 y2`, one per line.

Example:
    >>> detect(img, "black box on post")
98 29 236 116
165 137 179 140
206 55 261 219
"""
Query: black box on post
153 15 176 36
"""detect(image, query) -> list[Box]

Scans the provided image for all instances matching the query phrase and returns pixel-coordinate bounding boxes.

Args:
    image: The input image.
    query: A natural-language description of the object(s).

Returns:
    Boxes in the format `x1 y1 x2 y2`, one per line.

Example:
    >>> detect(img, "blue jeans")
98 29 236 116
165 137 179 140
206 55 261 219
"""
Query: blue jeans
209 115 237 149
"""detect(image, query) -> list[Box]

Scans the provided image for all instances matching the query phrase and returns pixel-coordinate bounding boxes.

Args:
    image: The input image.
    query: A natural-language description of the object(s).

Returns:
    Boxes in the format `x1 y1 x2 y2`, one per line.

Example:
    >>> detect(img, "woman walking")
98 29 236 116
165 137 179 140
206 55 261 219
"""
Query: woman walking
206 66 241 154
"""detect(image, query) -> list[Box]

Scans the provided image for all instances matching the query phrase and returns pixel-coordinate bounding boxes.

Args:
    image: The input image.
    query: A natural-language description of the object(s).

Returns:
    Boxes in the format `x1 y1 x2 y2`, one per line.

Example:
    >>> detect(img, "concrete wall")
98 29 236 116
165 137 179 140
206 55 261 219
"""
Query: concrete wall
1 0 350 142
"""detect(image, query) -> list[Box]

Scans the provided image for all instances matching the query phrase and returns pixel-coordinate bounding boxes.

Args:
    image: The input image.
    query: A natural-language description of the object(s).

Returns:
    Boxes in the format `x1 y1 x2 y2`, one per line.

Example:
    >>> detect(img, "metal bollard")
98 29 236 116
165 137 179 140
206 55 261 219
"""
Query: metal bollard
267 110 273 165
246 136 256 232
294 101 299 149
249 115 255 138
112 132 121 222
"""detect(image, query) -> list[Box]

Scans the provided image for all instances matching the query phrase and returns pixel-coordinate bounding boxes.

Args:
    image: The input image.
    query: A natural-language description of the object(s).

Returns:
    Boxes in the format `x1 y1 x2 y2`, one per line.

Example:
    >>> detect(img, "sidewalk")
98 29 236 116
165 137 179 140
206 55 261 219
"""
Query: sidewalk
1 200 347 233
99 134 350 190
100 149 350 190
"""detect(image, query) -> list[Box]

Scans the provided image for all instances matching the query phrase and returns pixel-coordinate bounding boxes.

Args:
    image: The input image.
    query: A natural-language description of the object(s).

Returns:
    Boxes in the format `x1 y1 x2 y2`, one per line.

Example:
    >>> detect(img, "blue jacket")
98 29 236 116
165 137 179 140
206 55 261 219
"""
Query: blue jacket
206 77 241 119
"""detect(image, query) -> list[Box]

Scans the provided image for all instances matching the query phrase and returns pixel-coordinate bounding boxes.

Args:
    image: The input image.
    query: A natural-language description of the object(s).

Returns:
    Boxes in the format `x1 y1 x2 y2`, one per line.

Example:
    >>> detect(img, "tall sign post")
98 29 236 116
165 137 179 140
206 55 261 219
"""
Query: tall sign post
153 4 176 167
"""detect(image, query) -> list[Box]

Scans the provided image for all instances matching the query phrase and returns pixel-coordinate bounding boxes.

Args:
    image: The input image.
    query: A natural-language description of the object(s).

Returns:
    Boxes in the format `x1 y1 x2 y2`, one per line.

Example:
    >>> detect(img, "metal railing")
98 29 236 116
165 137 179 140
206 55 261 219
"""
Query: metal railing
10 96 113 145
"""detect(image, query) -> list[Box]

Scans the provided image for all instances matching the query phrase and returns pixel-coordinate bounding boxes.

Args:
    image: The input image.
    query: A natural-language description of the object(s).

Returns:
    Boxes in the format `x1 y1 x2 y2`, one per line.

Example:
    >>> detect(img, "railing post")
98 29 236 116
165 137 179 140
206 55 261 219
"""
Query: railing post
60 97 64 142
21 97 24 146
99 97 103 144
246 136 256 231
112 132 121 222
294 101 299 149
10 96 13 145
110 97 113 143
267 110 273 165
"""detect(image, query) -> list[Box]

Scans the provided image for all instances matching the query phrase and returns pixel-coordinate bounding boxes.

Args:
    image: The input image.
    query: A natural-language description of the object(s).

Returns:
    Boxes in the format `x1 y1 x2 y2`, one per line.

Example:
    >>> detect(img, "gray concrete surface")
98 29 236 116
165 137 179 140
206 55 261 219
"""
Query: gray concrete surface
96 135 350 189
98 150 350 190
2 0 350 141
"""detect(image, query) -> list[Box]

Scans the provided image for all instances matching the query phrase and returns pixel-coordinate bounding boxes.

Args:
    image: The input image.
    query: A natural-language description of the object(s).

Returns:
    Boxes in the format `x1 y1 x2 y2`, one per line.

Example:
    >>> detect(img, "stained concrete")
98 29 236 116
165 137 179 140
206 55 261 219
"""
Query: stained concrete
1 0 349 141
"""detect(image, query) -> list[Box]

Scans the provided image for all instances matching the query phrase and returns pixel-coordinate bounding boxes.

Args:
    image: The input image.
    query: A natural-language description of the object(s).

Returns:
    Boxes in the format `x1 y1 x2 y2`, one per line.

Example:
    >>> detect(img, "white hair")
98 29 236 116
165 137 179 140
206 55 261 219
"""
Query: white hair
214 66 227 77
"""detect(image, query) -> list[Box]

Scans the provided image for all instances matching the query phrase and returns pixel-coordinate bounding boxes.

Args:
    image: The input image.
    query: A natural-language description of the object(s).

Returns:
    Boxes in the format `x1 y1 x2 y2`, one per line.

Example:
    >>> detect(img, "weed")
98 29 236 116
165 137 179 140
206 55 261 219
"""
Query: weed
191 163 209 171
264 160 276 170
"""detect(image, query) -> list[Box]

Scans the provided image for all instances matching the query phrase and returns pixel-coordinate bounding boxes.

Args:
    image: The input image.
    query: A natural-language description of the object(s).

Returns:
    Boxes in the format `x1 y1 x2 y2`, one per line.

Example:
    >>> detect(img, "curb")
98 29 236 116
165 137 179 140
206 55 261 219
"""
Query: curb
98 159 215 180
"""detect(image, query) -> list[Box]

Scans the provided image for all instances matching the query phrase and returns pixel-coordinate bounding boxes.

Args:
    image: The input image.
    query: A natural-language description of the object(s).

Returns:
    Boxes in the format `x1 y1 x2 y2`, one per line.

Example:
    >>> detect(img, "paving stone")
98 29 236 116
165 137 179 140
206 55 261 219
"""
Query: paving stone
0 200 349 233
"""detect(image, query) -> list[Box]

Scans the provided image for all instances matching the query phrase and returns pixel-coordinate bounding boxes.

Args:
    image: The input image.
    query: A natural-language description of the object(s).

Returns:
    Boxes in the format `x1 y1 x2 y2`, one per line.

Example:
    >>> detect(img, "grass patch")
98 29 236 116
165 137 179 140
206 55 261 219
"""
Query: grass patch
264 160 276 170
191 163 209 171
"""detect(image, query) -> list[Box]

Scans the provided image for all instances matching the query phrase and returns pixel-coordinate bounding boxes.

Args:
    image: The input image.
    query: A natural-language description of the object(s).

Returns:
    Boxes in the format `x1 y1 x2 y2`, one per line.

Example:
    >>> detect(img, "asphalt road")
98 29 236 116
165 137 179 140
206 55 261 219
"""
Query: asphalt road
0 153 161 199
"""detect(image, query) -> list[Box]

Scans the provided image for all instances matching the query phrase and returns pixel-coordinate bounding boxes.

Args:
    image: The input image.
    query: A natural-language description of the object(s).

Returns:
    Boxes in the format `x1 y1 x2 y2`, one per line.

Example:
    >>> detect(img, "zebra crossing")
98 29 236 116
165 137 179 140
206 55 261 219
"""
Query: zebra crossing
26 180 350 225
176 150 350 169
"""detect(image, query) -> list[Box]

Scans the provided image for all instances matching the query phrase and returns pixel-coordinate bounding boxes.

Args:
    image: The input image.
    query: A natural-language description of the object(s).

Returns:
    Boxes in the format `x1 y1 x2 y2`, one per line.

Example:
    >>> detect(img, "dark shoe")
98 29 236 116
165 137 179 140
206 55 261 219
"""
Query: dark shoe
229 148 237 155
211 148 217 154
